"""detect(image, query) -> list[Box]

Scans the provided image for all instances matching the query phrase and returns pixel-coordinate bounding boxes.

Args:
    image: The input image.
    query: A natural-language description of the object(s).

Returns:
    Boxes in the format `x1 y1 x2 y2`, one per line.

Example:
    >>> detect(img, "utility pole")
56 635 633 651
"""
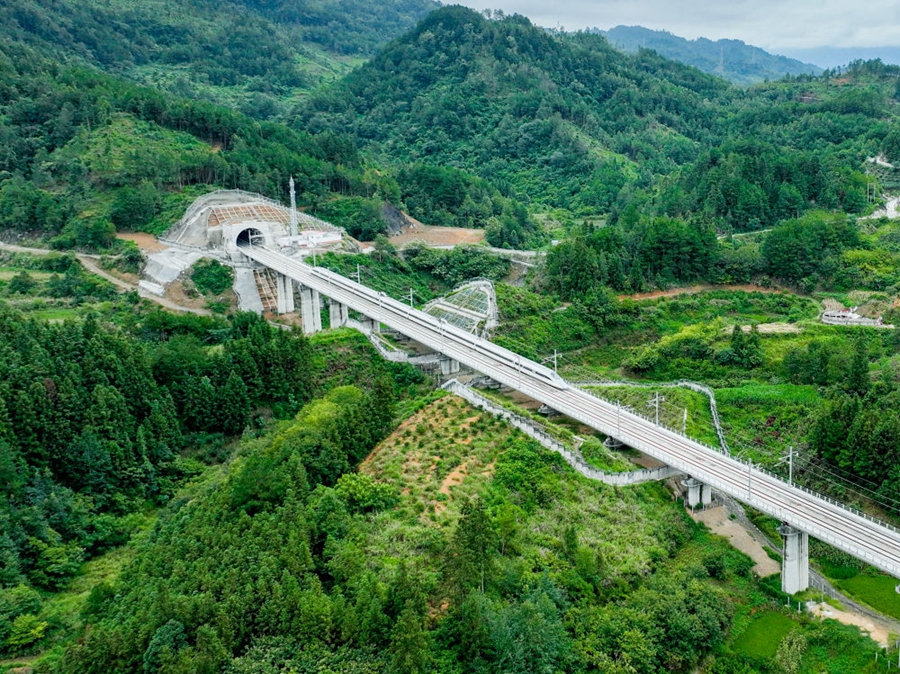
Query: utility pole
540 350 560 374
648 392 665 426
748 460 752 499
867 181 879 203
408 288 414 308
776 446 795 485
682 408 688 435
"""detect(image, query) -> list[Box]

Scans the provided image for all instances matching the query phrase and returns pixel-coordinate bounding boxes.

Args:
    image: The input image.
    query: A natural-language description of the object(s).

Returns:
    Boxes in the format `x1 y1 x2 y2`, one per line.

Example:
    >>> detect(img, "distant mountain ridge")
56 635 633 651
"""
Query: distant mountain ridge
778 46 900 70
600 25 822 85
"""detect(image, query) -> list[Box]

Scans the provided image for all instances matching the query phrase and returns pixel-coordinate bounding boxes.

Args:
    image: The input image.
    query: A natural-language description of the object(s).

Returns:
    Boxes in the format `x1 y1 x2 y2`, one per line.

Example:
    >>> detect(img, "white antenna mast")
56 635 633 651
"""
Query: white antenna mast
289 176 298 246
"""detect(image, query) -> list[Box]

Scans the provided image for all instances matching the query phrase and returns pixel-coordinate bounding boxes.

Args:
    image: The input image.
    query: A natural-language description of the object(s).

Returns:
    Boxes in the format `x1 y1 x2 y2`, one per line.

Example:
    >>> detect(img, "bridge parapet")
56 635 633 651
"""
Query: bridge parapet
240 243 900 583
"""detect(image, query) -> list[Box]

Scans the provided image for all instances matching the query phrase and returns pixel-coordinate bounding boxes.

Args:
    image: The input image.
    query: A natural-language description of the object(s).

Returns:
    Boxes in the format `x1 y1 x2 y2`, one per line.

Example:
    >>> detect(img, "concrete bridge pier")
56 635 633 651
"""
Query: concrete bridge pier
440 356 460 376
275 273 295 314
778 524 809 594
683 477 713 508
329 299 348 328
361 317 380 334
298 286 322 334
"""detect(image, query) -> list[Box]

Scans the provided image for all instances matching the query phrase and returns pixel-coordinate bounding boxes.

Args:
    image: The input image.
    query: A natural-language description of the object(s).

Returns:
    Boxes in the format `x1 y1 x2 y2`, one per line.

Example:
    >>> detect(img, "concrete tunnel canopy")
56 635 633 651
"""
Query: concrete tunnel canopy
236 227 266 247
225 221 276 260
162 189 346 259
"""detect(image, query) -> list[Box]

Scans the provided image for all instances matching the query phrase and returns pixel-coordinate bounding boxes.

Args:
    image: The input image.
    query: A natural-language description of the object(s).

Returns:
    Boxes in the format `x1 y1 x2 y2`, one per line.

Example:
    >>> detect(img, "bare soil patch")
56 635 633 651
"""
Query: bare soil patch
808 601 892 647
729 323 801 334
504 389 543 411
823 295 893 319
116 232 168 252
165 280 215 311
754 323 801 334
693 505 780 578
440 460 471 496
389 225 485 248
631 452 668 469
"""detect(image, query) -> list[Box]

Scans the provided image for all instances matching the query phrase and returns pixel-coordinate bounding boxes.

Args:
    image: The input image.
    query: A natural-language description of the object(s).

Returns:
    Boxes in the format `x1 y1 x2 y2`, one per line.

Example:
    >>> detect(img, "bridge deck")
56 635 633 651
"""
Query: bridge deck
243 244 900 578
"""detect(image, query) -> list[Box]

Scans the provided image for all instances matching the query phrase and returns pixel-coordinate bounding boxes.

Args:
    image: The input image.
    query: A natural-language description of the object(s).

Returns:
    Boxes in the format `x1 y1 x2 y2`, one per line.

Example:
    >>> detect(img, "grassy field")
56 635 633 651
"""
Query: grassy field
715 383 823 466
28 307 80 322
0 268 53 281
732 610 797 659
836 575 900 620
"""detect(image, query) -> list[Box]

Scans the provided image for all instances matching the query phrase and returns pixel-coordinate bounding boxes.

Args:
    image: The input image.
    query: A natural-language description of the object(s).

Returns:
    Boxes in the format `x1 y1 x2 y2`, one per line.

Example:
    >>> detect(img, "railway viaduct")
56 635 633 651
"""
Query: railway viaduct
241 241 900 596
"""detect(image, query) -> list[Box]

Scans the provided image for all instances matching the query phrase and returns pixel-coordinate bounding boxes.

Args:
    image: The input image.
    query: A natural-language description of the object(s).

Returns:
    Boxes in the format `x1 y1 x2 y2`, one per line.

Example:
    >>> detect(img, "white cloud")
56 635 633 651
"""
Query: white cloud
452 0 900 49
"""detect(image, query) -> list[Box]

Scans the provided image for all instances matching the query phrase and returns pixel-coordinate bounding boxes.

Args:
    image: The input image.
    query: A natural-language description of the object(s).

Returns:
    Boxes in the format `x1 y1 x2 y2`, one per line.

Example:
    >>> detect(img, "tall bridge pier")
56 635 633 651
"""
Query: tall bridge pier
298 286 321 334
329 299 348 329
778 524 809 595
275 273 295 314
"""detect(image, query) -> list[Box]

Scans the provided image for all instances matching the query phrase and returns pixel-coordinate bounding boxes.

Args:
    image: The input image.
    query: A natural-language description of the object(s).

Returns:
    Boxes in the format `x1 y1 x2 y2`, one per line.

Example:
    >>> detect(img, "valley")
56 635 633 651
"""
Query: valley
2 2 900 673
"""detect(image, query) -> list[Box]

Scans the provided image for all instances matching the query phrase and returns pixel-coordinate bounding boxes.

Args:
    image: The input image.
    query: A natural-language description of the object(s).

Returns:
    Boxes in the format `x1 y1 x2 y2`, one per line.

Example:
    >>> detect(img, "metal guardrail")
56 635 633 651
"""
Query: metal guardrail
443 379 680 487
574 378 730 455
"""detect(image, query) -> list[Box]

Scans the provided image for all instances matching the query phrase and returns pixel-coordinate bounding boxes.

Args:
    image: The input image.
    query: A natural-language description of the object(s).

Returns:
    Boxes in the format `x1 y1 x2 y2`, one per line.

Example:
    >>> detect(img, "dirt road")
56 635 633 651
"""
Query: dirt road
0 241 211 316
619 283 784 301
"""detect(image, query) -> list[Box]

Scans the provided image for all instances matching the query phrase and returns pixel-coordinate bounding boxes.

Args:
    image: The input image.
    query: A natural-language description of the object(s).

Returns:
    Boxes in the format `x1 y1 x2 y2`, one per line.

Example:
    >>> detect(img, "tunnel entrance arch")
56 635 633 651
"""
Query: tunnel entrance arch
236 227 265 247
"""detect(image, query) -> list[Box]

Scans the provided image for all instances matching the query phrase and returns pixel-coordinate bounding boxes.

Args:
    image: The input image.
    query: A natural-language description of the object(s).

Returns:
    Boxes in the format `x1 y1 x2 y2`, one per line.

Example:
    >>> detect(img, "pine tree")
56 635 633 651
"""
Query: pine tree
449 498 497 594
216 371 251 436
846 338 870 397
729 324 745 361
391 606 428 674
742 323 762 368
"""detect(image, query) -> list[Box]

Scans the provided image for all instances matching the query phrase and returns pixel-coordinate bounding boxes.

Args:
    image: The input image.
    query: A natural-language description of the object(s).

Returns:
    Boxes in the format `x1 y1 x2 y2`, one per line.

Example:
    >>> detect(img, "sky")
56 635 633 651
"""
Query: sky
452 0 900 51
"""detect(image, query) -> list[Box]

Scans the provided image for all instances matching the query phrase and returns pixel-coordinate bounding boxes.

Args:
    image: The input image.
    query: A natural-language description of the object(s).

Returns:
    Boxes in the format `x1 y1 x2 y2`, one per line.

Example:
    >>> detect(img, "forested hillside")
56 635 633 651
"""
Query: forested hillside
2 4 899 255
300 7 900 233
299 6 732 211
51 391 744 674
0 40 376 248
0 0 438 115
0 307 316 593
602 25 822 86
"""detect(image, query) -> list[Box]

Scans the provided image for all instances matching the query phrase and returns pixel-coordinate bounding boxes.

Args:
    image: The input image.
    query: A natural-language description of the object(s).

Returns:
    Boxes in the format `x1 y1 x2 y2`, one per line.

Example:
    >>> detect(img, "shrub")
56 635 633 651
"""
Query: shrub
335 473 398 513
191 259 234 295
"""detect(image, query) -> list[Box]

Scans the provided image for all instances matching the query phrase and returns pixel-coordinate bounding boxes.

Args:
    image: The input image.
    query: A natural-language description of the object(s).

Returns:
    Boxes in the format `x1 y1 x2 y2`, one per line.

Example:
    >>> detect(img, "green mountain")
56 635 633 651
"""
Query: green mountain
601 25 822 86
300 7 898 230
299 6 734 210
0 0 439 115
1 2 898 256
